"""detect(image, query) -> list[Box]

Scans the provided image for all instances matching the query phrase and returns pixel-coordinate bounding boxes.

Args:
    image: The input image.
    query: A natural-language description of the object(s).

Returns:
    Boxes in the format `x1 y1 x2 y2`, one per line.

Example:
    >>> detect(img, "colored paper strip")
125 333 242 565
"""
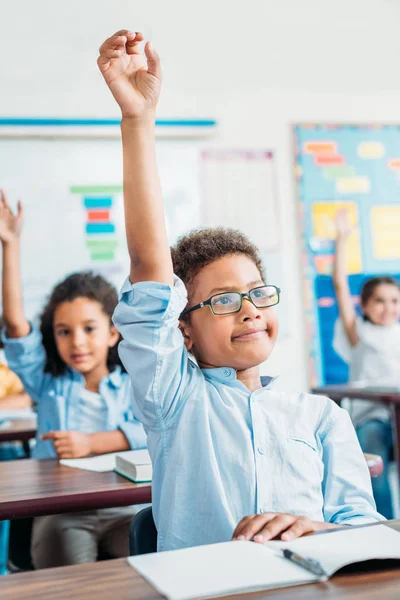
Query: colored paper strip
72 185 123 194
86 240 118 250
90 251 116 261
87 210 111 222
315 155 344 166
304 141 337 154
83 197 113 209
86 223 115 235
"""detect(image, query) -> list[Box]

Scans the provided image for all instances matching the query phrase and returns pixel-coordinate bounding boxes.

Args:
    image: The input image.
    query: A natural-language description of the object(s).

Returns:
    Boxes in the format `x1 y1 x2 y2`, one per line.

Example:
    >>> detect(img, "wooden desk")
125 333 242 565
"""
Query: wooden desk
1 521 400 600
0 459 151 520
313 385 400 485
0 419 36 443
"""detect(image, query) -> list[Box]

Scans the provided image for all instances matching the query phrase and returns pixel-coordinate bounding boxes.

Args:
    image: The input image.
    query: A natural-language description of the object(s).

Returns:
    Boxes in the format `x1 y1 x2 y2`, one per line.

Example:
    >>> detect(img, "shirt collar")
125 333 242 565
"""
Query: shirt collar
201 367 277 388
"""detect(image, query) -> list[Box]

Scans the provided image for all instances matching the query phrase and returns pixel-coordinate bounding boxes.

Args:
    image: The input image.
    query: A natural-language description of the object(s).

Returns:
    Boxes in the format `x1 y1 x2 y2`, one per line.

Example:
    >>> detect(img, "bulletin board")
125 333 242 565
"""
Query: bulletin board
294 125 400 386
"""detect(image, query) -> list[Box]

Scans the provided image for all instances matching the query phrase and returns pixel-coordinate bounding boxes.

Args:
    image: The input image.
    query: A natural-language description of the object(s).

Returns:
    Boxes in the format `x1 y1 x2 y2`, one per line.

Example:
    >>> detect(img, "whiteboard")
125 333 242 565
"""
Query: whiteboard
0 136 202 321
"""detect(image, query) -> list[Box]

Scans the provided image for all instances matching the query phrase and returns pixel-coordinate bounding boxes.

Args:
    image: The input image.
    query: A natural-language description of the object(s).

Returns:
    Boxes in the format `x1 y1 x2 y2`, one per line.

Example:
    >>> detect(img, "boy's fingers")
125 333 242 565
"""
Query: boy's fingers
144 42 161 79
126 31 144 55
254 514 296 543
17 200 23 217
104 49 122 60
280 518 315 541
236 514 275 541
1 189 9 209
232 515 254 540
99 34 129 56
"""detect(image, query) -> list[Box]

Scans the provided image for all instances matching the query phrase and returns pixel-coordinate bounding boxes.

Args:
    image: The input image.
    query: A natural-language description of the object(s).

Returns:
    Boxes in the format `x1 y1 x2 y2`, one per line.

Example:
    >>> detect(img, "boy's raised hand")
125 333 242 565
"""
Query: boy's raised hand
97 30 161 118
0 190 23 245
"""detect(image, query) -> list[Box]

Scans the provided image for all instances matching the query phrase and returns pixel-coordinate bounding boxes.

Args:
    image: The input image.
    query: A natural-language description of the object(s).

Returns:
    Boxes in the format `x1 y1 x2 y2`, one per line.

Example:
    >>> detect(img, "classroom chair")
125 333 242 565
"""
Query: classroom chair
7 518 34 572
129 507 157 556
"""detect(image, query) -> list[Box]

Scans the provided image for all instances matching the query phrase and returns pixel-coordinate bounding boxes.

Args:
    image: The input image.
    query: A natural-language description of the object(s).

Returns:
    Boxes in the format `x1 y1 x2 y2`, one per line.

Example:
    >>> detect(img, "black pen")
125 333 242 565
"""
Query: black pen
282 549 329 581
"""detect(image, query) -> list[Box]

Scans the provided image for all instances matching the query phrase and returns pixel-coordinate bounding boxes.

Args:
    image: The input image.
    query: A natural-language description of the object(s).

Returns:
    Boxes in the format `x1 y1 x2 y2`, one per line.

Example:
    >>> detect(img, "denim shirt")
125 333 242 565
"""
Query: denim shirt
113 276 383 552
2 326 147 459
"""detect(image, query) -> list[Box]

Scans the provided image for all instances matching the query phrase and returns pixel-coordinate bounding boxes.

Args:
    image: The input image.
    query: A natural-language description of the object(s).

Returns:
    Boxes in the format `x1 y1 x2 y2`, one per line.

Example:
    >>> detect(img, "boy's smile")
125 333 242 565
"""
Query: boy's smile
180 254 279 377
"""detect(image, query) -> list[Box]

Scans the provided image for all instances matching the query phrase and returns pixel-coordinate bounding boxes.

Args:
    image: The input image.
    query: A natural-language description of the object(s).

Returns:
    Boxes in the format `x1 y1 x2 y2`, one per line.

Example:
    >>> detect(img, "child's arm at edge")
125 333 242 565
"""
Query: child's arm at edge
41 429 130 458
0 191 30 339
333 209 358 347
98 30 173 286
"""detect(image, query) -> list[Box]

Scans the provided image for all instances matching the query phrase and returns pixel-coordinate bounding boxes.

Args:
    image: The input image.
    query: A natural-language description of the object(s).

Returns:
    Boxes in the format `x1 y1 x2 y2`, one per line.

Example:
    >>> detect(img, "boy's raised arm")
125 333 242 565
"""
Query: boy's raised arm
98 30 173 286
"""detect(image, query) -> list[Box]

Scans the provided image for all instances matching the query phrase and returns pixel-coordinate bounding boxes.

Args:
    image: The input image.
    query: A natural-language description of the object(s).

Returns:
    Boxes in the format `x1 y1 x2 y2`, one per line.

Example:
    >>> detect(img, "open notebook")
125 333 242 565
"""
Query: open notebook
129 525 400 600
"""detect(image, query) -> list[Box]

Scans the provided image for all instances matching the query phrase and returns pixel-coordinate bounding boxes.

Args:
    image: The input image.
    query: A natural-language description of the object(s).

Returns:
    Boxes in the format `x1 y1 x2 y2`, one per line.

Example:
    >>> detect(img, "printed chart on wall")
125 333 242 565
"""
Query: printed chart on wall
202 150 287 337
294 125 400 386
0 137 201 322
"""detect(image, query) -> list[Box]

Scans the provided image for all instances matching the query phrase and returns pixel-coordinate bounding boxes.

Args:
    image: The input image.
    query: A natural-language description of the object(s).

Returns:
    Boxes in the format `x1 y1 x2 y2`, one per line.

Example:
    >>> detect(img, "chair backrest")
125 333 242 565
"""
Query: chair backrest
8 518 34 572
129 507 157 556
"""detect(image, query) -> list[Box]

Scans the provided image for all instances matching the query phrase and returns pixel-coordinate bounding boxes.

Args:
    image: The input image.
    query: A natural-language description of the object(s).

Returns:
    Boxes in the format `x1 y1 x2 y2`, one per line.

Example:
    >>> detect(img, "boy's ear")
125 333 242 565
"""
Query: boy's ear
179 320 194 351
108 324 120 348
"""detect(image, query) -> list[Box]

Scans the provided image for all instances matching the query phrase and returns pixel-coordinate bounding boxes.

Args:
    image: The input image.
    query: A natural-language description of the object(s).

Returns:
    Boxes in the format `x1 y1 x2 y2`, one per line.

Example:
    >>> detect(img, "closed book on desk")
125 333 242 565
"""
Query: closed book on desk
129 525 400 600
115 449 152 482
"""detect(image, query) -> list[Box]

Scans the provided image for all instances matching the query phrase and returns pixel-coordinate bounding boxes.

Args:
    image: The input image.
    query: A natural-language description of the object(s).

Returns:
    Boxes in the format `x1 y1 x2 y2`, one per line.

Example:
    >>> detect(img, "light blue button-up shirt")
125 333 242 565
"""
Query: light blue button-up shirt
3 325 147 459
114 276 383 552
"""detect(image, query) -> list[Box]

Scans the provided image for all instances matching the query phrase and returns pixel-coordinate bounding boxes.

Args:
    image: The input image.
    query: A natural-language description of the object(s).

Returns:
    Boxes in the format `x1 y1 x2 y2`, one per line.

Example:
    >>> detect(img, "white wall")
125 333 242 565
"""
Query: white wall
1 0 400 391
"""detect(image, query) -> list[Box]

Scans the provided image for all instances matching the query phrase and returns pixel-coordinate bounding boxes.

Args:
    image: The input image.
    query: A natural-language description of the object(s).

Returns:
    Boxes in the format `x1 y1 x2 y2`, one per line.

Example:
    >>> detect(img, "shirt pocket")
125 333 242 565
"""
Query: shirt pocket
286 435 323 484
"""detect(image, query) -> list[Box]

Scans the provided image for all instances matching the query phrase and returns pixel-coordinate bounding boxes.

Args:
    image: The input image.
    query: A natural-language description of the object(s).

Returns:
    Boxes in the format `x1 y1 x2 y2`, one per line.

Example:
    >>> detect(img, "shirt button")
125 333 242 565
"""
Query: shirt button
259 507 268 514
257 447 266 455
223 369 231 377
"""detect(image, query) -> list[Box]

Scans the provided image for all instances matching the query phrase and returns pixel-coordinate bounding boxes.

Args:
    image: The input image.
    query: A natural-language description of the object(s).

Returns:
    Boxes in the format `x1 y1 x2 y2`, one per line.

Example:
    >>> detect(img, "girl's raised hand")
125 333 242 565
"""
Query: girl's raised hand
97 30 161 119
335 208 353 240
0 190 23 244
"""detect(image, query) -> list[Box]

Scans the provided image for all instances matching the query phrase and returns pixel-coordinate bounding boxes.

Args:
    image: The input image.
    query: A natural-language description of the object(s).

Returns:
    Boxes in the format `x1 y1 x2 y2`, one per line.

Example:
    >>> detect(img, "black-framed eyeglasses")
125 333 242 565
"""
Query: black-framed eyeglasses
181 285 281 316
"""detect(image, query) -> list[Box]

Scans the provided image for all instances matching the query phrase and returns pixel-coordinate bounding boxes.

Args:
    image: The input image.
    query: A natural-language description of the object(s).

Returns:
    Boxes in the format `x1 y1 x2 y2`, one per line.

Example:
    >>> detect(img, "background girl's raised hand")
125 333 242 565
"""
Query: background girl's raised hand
0 190 23 245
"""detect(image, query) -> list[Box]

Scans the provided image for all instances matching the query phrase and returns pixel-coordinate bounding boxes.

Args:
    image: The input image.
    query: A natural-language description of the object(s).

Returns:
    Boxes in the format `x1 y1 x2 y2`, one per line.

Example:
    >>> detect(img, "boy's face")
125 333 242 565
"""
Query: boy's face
180 254 279 371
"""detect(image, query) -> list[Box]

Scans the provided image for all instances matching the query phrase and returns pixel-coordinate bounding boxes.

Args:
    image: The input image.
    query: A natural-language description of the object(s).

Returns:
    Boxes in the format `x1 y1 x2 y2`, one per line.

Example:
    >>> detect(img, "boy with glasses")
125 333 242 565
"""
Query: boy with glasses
98 30 383 552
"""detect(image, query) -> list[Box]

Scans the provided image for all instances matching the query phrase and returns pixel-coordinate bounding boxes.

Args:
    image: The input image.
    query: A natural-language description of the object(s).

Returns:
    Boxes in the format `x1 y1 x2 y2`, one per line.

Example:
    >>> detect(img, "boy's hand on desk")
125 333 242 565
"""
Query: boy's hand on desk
41 430 92 458
232 513 340 543
97 30 161 118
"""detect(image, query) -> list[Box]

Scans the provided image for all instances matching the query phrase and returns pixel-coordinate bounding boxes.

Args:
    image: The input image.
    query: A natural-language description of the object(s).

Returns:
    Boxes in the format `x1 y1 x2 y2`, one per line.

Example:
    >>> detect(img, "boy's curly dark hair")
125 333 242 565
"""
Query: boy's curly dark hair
171 227 266 314
40 271 124 376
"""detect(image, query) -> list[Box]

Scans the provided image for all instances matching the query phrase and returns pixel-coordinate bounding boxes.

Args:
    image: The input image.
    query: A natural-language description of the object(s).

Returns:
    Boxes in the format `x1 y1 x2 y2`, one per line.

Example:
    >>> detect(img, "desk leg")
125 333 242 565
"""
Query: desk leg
392 403 400 489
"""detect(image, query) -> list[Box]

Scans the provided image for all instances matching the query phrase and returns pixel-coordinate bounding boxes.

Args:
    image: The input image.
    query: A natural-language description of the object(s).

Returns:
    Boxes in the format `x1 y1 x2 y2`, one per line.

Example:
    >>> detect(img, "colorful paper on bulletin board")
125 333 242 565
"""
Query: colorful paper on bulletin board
311 202 362 274
294 124 400 386
370 205 400 260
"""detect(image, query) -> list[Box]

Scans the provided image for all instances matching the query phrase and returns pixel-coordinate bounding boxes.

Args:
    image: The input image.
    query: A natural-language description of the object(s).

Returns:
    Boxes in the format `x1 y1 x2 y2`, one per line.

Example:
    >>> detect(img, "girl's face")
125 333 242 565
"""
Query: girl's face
362 283 400 327
53 297 119 376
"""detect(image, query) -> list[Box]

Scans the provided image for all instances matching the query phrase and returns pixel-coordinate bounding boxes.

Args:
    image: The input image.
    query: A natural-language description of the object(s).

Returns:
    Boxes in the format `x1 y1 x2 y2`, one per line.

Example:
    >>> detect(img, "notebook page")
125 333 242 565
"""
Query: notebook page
129 540 316 600
60 450 148 472
60 452 119 472
268 524 400 576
